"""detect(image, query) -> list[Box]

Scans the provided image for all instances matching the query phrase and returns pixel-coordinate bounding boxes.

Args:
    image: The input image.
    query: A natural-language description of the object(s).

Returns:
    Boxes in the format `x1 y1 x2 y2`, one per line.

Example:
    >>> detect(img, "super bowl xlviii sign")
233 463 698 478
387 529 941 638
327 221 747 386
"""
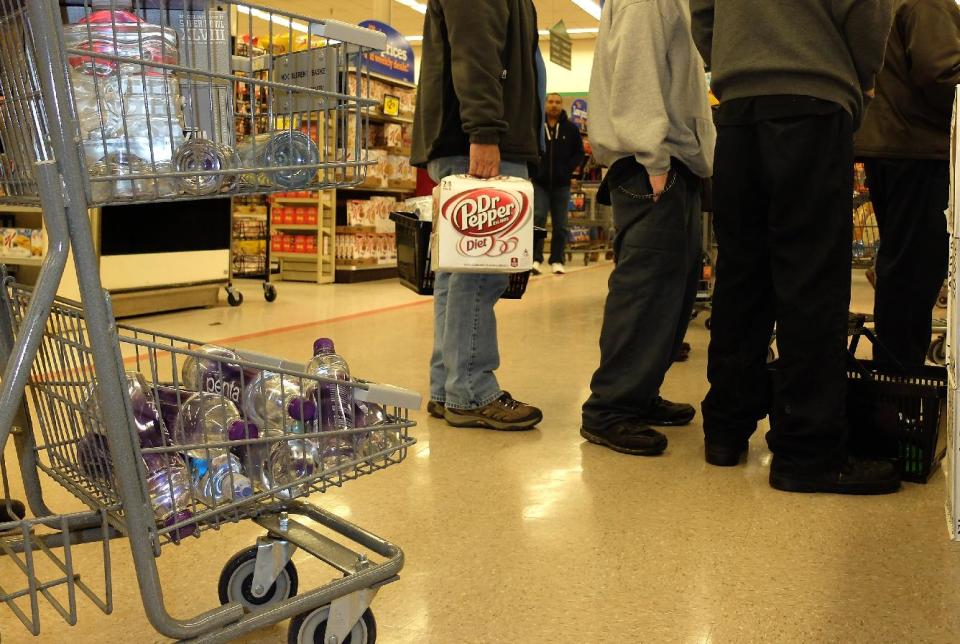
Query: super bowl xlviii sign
358 20 415 84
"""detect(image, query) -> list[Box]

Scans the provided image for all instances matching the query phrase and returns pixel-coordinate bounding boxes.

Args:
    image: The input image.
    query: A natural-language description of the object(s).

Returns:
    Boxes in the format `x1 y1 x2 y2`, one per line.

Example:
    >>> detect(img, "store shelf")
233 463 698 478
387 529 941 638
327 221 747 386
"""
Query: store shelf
233 213 267 221
346 67 417 90
0 255 43 267
337 263 397 271
345 108 414 126
340 185 414 196
271 224 319 231
272 252 319 260
0 205 42 213
271 197 323 204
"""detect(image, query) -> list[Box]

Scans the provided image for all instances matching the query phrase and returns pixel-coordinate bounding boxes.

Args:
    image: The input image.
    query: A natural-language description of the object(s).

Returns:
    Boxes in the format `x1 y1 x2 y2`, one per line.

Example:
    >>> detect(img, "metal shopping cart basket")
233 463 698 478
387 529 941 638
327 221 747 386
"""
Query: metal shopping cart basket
0 1 418 641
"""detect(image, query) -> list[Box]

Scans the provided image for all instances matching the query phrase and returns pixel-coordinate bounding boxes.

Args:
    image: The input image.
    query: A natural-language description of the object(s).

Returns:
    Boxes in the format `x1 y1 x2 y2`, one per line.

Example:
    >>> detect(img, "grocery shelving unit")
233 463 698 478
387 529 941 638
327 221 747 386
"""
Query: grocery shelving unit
269 190 336 284
0 205 45 281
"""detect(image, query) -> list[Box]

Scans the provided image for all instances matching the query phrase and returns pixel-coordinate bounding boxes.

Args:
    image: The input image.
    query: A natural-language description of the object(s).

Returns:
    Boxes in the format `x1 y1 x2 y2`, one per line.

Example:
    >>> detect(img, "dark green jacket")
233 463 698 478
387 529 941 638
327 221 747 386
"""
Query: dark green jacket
856 0 960 160
411 0 541 166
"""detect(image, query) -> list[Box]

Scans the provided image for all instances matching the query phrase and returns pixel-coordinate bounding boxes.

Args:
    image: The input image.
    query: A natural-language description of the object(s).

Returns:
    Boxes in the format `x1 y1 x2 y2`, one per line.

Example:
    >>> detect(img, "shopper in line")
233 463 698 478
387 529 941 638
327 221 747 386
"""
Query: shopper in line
856 0 960 371
692 0 902 494
532 93 584 275
411 0 544 431
580 0 715 456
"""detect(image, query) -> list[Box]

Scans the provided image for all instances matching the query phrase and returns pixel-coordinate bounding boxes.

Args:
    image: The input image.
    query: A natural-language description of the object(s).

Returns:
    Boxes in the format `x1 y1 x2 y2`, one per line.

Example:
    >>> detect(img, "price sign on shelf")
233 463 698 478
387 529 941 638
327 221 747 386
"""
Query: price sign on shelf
382 94 400 117
358 20 415 84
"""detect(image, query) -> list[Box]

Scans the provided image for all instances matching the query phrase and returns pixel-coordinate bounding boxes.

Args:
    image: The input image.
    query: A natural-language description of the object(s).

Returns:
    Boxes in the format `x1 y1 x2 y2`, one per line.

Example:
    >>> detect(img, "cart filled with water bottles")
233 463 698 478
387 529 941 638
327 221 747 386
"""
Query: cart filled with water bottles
0 1 419 641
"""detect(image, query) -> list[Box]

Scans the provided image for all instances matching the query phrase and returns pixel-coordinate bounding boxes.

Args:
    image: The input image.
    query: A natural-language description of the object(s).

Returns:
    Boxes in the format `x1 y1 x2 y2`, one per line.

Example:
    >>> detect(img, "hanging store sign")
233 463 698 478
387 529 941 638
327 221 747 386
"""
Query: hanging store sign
549 21 572 70
358 20 415 84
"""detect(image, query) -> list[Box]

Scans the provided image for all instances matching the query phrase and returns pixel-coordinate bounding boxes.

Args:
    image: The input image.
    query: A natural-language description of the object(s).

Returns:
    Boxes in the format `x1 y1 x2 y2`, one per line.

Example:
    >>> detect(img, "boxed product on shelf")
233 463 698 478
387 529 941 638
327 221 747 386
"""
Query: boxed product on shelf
387 155 417 189
0 228 43 258
383 123 404 150
347 200 370 227
433 174 533 273
371 196 398 232
405 196 434 222
398 88 416 116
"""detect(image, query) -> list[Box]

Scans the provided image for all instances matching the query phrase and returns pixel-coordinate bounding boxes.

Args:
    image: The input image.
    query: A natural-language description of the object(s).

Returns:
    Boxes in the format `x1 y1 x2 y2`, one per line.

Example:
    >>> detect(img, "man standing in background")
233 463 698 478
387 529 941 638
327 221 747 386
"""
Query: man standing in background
856 0 960 371
581 0 715 456
532 93 584 275
692 0 901 494
411 0 544 431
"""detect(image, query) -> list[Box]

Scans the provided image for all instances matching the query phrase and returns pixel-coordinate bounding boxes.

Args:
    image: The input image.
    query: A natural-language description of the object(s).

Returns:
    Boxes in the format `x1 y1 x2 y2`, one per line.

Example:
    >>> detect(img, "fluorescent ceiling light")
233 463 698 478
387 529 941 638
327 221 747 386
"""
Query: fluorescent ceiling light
396 0 428 14
571 0 602 20
236 6 309 33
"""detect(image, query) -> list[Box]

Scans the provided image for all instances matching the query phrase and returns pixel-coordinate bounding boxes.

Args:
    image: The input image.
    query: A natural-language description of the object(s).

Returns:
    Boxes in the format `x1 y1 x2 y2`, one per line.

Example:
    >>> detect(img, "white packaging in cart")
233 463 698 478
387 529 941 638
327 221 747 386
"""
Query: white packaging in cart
405 196 434 222
432 174 533 273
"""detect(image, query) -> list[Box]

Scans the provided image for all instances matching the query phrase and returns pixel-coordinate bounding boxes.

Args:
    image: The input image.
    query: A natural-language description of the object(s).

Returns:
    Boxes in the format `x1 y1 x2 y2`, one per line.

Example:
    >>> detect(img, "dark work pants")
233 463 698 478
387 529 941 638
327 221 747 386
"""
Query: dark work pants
533 183 571 265
582 165 701 427
702 111 853 472
864 158 949 371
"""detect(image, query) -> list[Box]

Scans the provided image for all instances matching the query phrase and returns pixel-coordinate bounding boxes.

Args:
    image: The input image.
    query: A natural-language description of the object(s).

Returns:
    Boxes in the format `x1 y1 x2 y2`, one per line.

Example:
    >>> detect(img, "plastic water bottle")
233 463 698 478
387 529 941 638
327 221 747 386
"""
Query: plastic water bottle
172 392 256 461
85 372 168 448
192 453 253 505
142 452 198 542
241 431 319 500
306 338 356 468
243 371 318 431
355 400 401 460
180 345 248 407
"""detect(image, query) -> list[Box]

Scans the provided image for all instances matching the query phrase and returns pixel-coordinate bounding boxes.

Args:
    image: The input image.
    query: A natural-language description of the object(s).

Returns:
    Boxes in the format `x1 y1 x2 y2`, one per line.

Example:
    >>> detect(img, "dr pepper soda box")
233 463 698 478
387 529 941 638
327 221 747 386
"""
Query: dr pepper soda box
432 174 533 273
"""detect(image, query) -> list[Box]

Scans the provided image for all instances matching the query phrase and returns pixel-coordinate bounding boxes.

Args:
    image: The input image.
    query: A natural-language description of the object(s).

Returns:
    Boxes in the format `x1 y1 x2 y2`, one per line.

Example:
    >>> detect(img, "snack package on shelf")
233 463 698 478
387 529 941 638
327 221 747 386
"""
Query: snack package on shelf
398 89 416 117
383 124 404 150
388 155 416 189
1 228 41 258
346 200 370 227
370 196 398 232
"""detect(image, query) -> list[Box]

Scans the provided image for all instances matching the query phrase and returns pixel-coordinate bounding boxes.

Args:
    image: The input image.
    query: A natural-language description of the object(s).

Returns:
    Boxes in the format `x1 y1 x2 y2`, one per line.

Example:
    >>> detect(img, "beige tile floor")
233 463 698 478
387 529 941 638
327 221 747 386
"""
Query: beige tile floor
2 264 959 643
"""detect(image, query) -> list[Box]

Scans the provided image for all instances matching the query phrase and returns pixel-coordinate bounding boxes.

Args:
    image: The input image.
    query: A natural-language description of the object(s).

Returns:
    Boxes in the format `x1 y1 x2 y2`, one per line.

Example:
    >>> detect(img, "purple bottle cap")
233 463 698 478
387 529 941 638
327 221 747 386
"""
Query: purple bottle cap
288 397 318 422
313 338 335 356
228 420 259 442
164 510 199 542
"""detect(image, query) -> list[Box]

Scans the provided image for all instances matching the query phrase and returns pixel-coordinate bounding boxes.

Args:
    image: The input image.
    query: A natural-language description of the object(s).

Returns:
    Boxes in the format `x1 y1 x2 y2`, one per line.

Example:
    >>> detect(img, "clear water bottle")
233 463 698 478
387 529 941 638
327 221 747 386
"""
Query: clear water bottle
172 392 255 461
243 371 317 432
84 371 168 449
192 453 253 505
264 131 320 189
241 430 319 500
307 338 356 469
180 344 247 407
174 136 227 196
142 452 198 542
355 400 401 459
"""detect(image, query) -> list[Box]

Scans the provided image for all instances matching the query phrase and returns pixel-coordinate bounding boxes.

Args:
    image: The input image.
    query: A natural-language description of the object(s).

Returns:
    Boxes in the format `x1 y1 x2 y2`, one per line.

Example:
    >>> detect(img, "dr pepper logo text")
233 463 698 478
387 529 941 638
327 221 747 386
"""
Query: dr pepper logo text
441 187 528 258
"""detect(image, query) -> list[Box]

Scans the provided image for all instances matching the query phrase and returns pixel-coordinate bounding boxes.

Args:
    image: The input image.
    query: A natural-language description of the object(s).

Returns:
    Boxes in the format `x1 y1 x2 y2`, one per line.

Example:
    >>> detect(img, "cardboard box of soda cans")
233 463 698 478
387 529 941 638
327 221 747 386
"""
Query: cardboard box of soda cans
431 175 533 273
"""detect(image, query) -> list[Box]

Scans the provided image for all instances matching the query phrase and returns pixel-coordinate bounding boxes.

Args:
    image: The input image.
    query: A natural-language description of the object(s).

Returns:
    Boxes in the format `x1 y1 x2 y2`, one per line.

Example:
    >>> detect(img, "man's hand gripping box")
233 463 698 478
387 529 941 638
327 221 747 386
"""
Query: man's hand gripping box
431 174 533 273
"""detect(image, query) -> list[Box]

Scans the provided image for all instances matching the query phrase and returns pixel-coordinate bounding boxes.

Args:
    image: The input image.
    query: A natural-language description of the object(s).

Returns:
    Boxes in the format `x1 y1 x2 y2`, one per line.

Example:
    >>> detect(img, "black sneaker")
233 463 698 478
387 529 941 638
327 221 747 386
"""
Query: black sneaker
580 422 668 456
426 400 446 419
769 456 901 495
705 442 749 467
640 397 696 427
443 392 542 430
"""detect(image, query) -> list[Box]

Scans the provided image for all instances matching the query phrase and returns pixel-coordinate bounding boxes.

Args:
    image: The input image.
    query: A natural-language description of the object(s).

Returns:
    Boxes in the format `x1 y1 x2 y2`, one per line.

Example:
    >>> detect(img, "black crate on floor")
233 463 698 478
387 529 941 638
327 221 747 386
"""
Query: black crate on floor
390 211 530 300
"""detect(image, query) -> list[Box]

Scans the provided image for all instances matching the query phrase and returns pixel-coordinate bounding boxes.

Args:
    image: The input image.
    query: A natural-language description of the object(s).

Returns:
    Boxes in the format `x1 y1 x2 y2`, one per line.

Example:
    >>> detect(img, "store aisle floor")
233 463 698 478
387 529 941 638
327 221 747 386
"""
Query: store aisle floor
3 265 959 643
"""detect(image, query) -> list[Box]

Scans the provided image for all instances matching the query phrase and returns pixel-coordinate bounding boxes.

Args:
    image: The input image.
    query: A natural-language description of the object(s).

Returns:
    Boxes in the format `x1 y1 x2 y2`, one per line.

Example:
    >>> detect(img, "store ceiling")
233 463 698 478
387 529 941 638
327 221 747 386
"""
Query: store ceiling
252 0 601 39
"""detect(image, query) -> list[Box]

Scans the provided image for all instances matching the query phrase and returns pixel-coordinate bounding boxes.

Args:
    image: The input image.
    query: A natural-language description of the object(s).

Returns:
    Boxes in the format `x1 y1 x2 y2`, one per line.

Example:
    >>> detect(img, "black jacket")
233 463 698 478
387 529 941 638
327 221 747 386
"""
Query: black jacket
411 0 541 166
856 0 960 160
532 111 585 187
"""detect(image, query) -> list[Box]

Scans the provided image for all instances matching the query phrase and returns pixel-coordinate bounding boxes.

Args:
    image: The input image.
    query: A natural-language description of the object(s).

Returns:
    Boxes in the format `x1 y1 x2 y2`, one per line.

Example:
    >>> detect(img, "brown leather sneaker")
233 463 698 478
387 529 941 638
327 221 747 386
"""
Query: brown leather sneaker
426 400 446 418
443 392 542 431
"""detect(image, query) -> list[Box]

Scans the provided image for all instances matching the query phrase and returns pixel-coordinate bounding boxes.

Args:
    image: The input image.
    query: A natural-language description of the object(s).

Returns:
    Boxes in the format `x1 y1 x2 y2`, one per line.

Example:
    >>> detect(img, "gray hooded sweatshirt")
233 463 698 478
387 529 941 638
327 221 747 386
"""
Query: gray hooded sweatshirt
588 0 716 178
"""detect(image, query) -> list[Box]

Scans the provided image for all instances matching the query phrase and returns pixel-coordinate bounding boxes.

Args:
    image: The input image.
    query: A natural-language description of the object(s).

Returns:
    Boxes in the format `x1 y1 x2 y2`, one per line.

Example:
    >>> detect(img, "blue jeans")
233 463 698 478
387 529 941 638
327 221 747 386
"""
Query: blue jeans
427 156 529 410
533 183 571 265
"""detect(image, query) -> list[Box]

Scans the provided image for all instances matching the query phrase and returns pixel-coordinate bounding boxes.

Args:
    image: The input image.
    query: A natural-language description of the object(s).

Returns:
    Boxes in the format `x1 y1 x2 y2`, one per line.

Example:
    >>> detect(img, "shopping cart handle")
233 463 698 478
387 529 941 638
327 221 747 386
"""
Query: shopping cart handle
310 19 388 50
355 382 423 410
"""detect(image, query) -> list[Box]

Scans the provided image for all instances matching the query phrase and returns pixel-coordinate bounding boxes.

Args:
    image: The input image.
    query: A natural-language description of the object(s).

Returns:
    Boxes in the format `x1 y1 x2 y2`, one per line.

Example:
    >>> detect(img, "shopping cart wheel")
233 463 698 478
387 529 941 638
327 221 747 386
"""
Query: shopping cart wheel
227 289 244 307
288 606 376 644
263 283 278 302
928 336 947 366
218 545 298 612
0 498 25 523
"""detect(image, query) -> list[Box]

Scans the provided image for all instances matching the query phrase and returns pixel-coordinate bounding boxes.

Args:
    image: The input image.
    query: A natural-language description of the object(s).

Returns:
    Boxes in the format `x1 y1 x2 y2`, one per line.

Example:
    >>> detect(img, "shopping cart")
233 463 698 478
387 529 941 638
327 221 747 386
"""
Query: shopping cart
0 1 419 641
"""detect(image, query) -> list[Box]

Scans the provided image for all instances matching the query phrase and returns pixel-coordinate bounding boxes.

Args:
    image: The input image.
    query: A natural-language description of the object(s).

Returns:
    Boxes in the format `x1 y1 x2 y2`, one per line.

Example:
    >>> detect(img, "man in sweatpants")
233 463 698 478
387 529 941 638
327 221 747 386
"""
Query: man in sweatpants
692 0 901 495
580 0 715 456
